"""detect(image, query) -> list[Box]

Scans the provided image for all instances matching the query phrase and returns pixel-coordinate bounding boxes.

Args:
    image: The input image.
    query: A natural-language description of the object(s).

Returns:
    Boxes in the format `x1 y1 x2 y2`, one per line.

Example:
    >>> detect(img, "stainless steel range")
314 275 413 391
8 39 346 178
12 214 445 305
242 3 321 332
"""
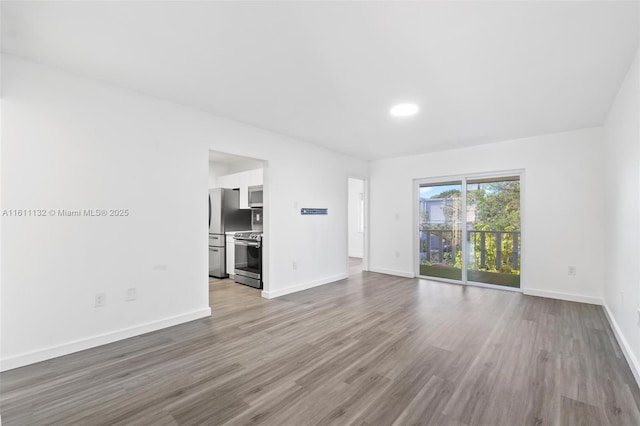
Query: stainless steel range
233 232 262 289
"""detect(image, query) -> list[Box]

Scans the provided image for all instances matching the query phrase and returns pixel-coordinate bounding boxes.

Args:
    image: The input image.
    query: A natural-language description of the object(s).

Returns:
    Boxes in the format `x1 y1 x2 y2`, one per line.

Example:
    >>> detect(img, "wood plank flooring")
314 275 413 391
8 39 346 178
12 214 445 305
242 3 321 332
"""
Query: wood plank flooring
2 259 639 425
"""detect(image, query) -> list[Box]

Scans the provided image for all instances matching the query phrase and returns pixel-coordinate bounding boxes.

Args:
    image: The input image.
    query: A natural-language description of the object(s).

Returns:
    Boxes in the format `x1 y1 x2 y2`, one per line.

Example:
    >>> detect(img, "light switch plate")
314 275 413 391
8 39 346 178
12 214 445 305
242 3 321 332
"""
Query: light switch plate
126 288 137 301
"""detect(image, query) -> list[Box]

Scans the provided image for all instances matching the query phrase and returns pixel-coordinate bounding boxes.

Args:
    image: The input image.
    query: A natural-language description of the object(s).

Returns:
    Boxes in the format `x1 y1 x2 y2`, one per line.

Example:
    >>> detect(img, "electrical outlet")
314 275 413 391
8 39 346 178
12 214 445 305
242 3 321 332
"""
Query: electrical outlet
126 288 137 301
95 293 106 307
292 261 298 270
568 266 576 276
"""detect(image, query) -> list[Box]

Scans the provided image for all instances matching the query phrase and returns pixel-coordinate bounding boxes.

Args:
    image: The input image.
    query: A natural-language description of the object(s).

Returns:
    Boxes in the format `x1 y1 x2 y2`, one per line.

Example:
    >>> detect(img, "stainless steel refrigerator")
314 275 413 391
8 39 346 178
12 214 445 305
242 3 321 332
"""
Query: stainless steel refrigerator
209 188 251 278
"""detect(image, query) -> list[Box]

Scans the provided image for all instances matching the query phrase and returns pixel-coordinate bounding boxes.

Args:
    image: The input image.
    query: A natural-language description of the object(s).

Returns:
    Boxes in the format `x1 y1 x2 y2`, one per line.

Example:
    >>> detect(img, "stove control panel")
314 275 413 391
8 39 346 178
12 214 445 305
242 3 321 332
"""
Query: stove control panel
233 232 263 241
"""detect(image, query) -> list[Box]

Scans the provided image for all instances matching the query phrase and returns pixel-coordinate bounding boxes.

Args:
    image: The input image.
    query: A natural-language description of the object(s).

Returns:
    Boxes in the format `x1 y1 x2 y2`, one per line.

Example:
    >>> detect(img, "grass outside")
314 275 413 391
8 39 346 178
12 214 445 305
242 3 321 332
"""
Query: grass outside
420 264 520 288
419 264 462 281
467 270 520 288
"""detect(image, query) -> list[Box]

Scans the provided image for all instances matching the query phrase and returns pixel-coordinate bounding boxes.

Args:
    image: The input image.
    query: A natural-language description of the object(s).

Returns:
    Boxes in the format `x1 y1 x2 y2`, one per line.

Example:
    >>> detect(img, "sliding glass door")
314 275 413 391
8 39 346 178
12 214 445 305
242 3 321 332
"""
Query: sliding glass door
466 177 521 288
417 173 521 289
418 182 463 281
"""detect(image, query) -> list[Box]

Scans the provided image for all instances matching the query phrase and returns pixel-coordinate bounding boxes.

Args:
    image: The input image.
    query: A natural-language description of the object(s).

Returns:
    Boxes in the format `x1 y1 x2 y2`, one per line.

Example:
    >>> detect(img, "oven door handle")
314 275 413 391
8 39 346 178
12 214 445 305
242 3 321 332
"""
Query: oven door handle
234 240 261 248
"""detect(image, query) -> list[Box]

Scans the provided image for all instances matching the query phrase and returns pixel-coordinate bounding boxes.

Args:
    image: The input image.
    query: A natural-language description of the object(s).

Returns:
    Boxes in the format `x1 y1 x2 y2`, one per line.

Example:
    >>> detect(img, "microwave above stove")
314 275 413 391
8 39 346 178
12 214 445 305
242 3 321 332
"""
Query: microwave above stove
248 185 263 208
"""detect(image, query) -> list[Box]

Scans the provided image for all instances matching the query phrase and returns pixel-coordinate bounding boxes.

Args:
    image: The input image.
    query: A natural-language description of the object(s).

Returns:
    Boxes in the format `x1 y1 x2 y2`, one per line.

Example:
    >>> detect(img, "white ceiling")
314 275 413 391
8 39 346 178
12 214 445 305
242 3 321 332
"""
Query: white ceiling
2 1 639 160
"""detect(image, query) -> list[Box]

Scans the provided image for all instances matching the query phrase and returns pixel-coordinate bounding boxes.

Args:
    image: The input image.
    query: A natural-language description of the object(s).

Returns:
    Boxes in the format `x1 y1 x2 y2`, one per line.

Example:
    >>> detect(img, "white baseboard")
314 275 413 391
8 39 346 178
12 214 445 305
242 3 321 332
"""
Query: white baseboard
522 288 602 305
602 302 640 388
261 273 348 299
0 307 212 372
368 267 415 279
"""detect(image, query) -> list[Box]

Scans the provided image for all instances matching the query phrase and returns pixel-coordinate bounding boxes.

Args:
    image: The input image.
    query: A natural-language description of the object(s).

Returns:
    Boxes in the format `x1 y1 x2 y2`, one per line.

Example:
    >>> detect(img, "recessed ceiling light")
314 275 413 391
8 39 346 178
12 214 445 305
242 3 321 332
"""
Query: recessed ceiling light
390 103 419 117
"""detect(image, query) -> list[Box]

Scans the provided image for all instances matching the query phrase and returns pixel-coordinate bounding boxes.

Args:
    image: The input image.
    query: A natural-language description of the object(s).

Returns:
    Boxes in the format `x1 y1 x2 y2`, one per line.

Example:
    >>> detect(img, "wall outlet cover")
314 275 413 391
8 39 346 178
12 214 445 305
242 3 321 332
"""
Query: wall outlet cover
95 293 106 307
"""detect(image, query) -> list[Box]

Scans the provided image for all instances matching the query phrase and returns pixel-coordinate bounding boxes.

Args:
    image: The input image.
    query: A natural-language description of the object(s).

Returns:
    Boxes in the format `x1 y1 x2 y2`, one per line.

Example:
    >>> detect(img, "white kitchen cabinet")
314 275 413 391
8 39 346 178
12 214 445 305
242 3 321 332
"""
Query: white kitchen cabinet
238 173 250 209
216 168 264 209
226 234 235 276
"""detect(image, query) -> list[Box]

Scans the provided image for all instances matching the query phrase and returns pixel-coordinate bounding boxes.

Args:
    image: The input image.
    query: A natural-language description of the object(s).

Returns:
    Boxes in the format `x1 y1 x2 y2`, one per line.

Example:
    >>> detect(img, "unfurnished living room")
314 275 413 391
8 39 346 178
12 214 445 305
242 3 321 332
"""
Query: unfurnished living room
1 1 640 425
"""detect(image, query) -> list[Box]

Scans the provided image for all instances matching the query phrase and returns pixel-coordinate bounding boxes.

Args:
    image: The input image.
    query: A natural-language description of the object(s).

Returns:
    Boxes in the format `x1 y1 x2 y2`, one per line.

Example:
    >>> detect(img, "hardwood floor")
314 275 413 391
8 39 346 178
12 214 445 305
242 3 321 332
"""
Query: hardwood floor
2 261 640 425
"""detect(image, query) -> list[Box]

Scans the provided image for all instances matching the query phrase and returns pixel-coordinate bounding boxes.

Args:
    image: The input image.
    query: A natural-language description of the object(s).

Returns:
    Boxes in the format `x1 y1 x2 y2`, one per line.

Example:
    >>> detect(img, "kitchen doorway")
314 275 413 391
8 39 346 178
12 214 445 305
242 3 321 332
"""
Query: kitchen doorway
347 177 367 275
208 150 268 297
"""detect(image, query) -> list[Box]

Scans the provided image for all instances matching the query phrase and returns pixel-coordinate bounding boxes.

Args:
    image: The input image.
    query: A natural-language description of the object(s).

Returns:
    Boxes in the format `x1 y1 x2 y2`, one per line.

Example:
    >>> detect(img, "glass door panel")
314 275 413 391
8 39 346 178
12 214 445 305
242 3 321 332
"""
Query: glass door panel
419 182 463 281
466 177 521 288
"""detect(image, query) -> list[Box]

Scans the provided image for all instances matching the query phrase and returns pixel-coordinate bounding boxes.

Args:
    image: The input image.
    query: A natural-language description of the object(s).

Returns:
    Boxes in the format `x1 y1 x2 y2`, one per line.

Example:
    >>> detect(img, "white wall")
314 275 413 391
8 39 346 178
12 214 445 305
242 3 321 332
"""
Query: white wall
348 178 364 258
225 159 264 175
603 47 640 383
0 12 4 396
0 55 367 370
208 160 230 188
208 157 265 188
369 127 605 303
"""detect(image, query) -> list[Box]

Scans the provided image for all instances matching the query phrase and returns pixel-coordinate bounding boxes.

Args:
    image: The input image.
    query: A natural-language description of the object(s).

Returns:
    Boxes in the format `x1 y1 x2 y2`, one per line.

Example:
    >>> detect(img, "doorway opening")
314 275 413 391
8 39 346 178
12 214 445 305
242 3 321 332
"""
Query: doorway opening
208 150 267 300
348 177 366 275
416 172 522 290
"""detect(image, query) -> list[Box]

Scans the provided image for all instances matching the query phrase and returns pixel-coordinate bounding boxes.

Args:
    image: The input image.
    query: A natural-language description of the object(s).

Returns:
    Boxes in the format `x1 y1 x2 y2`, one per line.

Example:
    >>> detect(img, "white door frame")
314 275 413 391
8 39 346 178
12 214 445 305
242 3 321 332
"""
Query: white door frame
348 176 369 271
